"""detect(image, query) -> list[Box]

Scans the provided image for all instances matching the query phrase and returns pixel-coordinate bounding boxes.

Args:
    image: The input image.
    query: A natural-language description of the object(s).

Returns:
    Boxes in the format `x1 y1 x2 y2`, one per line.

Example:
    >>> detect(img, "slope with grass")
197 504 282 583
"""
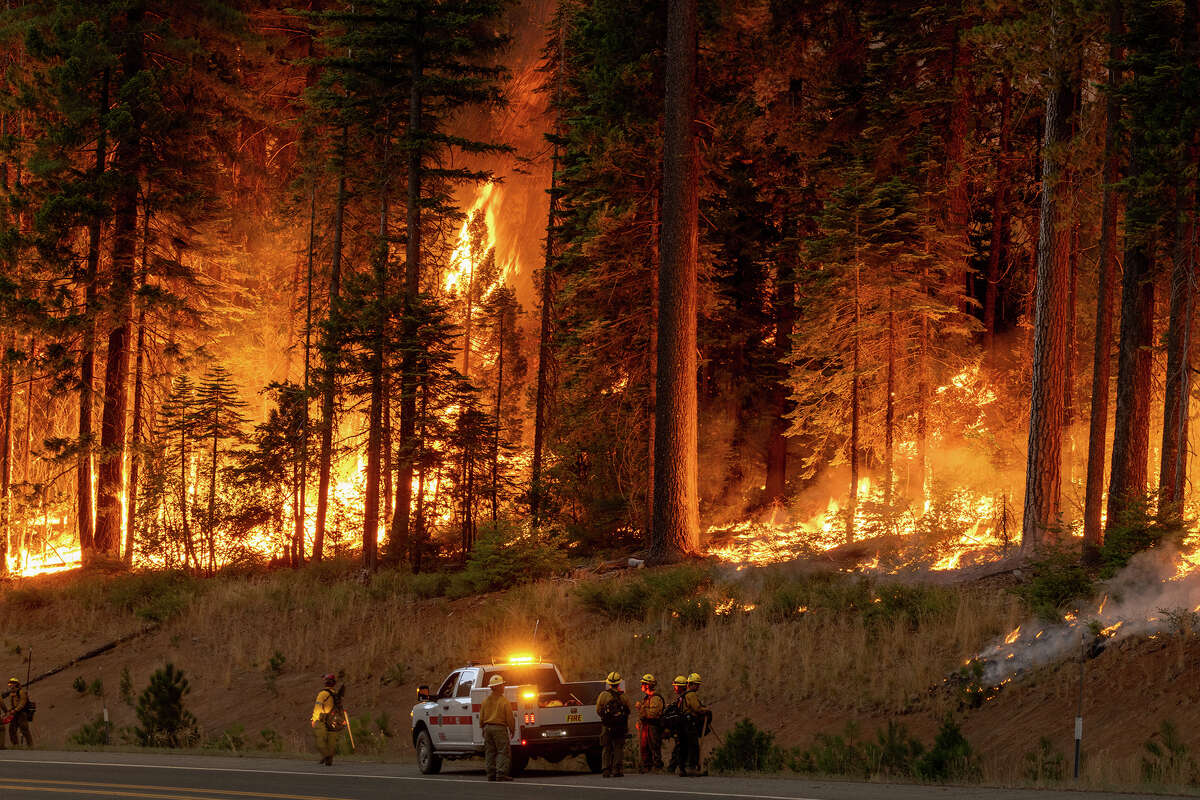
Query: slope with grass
0 561 1197 791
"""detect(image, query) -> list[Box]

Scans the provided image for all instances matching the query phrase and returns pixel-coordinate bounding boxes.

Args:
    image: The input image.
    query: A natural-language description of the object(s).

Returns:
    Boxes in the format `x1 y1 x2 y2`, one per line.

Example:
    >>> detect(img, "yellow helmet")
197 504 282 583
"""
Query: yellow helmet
672 675 687 687
687 672 702 685
641 673 656 686
488 675 505 687
606 671 622 685
7 678 17 684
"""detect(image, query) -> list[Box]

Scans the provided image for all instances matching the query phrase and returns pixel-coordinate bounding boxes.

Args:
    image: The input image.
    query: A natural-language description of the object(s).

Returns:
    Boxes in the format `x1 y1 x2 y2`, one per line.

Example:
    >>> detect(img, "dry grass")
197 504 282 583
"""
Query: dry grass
2 560 1196 794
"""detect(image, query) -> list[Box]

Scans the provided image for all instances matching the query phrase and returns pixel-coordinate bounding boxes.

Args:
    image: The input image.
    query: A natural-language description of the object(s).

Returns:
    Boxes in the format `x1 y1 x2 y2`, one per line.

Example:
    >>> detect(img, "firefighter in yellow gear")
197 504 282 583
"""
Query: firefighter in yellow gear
4 678 32 748
666 675 688 773
311 673 344 766
636 674 665 772
481 675 515 781
595 671 632 777
679 672 710 776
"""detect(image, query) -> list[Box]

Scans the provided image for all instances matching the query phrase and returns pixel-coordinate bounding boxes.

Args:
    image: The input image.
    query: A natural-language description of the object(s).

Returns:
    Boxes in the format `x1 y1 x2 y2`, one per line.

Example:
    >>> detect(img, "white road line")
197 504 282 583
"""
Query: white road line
0 758 825 800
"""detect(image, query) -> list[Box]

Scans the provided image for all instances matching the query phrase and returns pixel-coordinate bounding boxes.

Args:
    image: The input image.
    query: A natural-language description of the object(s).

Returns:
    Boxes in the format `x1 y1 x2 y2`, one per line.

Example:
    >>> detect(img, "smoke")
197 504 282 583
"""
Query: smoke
973 546 1200 686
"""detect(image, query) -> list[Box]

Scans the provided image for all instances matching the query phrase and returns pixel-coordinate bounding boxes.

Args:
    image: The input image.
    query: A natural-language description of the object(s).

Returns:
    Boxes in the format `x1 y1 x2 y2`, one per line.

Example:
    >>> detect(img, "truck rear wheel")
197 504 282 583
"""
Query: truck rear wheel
510 749 530 777
585 748 603 774
416 729 442 775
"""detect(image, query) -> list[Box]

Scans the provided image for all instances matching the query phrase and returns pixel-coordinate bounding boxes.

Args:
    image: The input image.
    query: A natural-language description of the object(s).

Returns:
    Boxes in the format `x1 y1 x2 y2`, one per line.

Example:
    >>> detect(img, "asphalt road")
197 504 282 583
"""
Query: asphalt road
0 751 1179 800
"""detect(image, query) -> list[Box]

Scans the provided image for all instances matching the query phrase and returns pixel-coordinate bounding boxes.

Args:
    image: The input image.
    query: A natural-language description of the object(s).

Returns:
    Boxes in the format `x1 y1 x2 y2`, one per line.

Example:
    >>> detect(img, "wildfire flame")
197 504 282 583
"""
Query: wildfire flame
705 365 1014 572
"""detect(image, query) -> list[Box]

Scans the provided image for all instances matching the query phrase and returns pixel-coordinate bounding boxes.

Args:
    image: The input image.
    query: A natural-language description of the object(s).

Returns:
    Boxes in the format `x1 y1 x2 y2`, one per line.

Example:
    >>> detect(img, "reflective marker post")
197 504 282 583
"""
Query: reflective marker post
1074 637 1085 780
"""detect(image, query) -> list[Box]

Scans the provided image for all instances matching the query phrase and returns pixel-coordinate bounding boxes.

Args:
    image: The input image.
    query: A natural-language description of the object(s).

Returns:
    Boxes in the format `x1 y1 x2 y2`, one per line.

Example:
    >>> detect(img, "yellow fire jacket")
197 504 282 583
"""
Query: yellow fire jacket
480 691 515 731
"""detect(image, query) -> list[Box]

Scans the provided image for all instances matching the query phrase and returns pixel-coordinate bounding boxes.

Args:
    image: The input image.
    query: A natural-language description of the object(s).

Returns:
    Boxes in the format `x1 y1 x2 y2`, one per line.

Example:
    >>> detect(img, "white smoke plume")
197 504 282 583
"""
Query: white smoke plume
972 546 1200 686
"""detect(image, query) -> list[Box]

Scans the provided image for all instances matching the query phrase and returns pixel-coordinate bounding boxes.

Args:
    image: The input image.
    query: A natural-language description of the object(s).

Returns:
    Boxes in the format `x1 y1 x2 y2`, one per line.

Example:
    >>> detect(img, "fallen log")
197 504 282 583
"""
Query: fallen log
26 626 157 687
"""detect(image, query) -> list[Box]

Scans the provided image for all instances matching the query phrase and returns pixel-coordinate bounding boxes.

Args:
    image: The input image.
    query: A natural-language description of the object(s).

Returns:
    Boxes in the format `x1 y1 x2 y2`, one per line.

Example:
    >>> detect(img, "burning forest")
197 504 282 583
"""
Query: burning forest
1 0 1200 776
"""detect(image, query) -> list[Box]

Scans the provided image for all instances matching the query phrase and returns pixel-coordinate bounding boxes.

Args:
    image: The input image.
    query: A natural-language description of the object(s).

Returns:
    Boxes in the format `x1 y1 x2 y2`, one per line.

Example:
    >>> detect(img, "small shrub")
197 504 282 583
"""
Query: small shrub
381 663 409 687
576 580 649 620
865 584 955 629
1102 498 1188 579
797 723 868 778
868 721 925 778
375 711 395 738
1023 737 1065 783
914 717 978 782
134 663 199 748
107 572 198 623
1015 546 1095 621
953 660 988 710
709 719 788 774
1142 720 1195 785
643 564 712 605
90 678 104 697
72 676 88 694
451 521 568 597
267 651 286 674
68 714 111 746
1161 607 1200 637
212 723 245 751
259 728 283 752
576 565 714 622
120 667 135 706
671 596 715 628
407 572 449 599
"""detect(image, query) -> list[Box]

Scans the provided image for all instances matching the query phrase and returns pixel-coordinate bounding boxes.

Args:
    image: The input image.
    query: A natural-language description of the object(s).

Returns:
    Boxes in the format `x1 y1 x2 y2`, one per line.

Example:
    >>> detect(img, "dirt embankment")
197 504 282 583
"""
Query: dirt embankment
0 563 1193 788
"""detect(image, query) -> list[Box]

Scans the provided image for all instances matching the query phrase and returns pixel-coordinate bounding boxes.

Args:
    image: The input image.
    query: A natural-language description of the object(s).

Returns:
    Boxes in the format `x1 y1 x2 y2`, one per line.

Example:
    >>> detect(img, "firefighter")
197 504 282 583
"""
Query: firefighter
310 673 343 766
481 675 515 781
595 671 632 778
666 675 688 774
680 672 710 776
636 673 665 772
5 678 32 748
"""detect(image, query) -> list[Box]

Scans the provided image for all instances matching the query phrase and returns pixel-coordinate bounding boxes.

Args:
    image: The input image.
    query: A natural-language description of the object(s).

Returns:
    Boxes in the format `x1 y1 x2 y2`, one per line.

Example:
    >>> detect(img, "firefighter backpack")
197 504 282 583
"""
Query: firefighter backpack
600 694 629 729
322 686 347 732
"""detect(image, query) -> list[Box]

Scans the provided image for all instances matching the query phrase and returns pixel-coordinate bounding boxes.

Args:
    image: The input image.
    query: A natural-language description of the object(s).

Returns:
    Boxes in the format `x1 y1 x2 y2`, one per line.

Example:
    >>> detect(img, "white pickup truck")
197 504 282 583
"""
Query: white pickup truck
411 656 608 775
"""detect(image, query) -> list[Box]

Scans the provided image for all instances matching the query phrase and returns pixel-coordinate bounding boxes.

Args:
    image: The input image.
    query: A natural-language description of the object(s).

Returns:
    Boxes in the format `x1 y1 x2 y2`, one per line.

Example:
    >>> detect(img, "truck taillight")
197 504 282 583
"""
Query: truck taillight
524 713 535 724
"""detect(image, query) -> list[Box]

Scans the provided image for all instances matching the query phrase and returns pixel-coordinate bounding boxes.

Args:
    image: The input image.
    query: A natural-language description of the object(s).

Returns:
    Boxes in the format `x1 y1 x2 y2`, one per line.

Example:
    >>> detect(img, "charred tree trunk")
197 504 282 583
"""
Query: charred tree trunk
491 313 503 523
413 373 430 572
207 414 218 574
1061 78 1083 498
916 276 929 506
649 0 700 563
180 412 194 571
382 373 392 525
946 37 973 309
78 68 110 560
885 286 896 506
1158 197 1195 513
314 127 349 562
124 192 151 567
0 338 11 572
983 76 1012 355
765 246 795 506
298 185 316 567
389 18 425 565
1083 0 1123 560
530 145 558 527
96 11 146 558
1021 72 1074 551
363 169 390 572
847 263 861 543
1107 184 1156 531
